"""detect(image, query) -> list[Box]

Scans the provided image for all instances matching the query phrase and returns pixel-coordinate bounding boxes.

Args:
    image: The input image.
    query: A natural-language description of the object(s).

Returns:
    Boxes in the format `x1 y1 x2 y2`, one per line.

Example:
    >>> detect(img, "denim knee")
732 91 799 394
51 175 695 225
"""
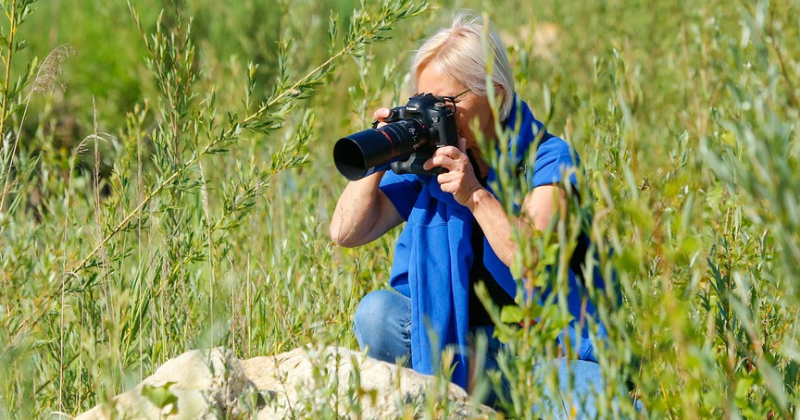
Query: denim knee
530 359 641 420
353 290 411 364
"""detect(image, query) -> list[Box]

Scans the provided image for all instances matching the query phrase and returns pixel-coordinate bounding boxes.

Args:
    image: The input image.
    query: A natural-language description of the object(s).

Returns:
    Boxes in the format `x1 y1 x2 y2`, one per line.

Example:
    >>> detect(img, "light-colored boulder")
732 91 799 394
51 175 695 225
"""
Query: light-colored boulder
74 346 496 420
500 22 561 61
74 347 255 420
245 346 495 419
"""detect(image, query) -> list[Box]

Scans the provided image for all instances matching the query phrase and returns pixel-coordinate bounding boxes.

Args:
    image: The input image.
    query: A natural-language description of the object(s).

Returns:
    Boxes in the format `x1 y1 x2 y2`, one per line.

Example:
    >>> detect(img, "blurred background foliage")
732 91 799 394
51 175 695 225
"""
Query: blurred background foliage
0 0 798 418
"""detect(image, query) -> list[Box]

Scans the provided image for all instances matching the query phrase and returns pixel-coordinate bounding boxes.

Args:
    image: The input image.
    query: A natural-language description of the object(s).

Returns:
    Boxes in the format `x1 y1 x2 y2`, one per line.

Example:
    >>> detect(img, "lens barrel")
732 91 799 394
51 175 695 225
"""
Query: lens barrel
333 119 425 180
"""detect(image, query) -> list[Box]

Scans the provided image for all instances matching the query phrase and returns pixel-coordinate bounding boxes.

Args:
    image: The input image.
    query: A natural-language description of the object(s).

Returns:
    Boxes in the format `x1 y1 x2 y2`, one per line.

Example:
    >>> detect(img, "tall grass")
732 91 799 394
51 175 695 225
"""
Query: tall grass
1 0 426 417
0 0 798 418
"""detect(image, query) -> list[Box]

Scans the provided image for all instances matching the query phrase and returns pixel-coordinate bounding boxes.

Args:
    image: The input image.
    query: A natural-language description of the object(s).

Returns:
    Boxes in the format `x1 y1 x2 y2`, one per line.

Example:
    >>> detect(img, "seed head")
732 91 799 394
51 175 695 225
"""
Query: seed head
32 44 77 95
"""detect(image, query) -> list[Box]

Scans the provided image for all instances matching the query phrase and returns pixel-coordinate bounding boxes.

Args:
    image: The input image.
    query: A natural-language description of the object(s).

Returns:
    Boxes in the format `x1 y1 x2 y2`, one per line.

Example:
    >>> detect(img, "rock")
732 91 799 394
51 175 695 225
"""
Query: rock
500 22 561 61
74 348 256 420
74 346 496 420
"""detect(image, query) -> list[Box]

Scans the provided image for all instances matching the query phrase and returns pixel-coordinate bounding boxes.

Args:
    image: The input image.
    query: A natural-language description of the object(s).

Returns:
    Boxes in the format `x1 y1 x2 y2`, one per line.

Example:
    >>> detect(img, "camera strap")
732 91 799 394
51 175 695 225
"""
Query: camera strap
465 148 488 187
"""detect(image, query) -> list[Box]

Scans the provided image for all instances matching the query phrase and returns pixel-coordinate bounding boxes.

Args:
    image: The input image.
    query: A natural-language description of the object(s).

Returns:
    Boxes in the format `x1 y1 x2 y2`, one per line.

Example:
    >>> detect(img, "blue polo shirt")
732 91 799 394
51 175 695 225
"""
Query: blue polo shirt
378 101 607 362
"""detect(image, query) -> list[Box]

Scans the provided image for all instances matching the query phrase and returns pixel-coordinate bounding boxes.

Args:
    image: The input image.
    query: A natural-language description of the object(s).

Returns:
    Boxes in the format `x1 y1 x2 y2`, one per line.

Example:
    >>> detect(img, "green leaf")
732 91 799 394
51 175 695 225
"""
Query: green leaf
141 382 179 415
721 131 736 146
756 359 788 413
14 39 27 52
500 305 523 324
680 236 701 256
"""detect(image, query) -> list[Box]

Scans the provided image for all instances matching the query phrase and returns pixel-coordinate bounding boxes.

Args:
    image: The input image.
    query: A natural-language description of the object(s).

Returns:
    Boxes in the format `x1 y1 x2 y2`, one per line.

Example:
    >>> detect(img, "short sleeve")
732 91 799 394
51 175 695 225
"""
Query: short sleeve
379 171 423 220
529 138 580 189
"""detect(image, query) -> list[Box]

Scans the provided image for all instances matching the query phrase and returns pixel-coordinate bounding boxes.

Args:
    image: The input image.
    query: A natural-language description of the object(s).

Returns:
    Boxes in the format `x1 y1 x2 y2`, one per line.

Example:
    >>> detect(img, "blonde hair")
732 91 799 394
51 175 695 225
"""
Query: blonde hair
410 12 515 121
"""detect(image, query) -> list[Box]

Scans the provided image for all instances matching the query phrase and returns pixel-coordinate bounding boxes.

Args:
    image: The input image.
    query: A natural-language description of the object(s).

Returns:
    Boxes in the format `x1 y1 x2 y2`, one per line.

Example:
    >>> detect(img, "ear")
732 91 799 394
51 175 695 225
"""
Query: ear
494 84 512 122
494 83 507 105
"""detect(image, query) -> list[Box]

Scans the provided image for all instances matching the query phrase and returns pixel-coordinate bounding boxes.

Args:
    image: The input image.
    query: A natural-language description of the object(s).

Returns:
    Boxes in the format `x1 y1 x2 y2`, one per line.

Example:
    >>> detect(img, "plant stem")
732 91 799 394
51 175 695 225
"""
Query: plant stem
243 19 389 126
0 0 17 213
0 0 16 142
10 30 371 343
71 16 386 276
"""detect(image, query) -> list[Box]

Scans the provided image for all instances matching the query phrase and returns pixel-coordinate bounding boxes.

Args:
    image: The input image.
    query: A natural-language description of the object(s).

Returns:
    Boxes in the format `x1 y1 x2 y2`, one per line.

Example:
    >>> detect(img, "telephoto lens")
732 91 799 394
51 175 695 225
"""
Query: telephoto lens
333 119 426 180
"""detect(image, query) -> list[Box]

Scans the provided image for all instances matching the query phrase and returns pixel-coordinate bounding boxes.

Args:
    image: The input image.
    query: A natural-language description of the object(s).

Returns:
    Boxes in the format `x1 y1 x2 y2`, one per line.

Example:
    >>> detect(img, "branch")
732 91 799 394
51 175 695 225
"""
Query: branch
11 1 424 342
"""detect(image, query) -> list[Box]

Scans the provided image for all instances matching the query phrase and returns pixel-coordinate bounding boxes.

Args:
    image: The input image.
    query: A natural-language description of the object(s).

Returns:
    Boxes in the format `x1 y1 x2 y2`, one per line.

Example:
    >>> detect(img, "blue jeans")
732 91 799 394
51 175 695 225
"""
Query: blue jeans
354 290 632 418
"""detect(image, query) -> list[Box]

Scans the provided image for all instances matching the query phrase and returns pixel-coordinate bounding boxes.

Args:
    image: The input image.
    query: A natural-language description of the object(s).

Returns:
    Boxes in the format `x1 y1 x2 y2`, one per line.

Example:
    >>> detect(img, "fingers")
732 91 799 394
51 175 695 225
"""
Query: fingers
436 162 481 206
423 140 470 171
426 137 482 207
373 108 391 119
432 144 466 162
424 155 457 171
435 170 459 185
373 107 391 129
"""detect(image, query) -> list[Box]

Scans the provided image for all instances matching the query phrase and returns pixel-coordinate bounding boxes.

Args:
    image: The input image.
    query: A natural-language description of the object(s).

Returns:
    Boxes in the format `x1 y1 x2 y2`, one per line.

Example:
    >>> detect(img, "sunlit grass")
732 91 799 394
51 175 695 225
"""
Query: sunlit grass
0 0 799 418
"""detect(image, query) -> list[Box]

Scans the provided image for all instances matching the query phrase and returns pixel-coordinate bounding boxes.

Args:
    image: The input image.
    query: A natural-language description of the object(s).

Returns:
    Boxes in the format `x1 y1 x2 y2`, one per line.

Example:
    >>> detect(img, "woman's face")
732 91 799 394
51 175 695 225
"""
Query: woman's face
416 63 497 149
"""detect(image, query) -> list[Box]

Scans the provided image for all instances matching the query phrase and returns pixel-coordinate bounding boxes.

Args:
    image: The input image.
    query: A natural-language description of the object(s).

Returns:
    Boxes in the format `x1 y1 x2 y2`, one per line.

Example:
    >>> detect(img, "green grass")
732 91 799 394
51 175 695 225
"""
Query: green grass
0 0 799 418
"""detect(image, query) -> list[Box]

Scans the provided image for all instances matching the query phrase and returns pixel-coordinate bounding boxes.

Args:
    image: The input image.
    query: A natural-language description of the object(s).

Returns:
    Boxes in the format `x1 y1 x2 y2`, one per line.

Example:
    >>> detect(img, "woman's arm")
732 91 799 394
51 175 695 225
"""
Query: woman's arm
424 138 566 267
329 107 405 248
329 173 404 248
470 185 566 267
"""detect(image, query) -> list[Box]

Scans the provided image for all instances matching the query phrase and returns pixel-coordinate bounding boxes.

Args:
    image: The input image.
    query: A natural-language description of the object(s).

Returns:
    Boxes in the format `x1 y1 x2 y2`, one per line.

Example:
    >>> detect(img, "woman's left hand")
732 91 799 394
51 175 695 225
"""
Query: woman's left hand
423 137 485 210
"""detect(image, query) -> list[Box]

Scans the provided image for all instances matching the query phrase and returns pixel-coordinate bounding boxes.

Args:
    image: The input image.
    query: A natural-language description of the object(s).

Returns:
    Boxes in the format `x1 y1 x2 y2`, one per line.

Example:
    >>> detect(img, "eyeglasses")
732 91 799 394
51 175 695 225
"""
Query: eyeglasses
440 87 471 102
439 88 471 113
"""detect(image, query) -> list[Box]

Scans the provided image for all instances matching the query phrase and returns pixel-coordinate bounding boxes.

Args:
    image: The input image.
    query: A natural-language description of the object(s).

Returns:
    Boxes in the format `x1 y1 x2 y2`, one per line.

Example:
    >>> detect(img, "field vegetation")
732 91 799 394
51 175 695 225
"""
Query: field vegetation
0 0 799 418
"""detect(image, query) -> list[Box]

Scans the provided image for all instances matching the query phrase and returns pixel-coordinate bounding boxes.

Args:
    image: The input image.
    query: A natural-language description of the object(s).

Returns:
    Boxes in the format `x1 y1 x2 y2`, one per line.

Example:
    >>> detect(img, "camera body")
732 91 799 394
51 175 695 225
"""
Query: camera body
383 93 459 175
333 93 459 180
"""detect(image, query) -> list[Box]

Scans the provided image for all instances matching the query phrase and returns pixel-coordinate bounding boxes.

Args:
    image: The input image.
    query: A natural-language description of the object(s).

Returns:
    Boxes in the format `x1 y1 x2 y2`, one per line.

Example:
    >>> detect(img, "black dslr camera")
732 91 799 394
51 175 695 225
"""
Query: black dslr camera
333 93 459 180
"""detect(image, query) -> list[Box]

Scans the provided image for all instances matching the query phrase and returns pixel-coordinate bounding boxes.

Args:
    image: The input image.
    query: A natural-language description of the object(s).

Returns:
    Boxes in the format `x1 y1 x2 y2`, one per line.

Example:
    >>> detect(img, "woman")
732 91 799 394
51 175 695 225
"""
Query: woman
330 13 611 417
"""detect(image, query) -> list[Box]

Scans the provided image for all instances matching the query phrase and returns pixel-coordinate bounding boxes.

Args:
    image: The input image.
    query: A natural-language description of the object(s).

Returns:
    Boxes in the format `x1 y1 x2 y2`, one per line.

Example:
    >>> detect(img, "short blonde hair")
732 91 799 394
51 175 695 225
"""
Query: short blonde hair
410 12 515 121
